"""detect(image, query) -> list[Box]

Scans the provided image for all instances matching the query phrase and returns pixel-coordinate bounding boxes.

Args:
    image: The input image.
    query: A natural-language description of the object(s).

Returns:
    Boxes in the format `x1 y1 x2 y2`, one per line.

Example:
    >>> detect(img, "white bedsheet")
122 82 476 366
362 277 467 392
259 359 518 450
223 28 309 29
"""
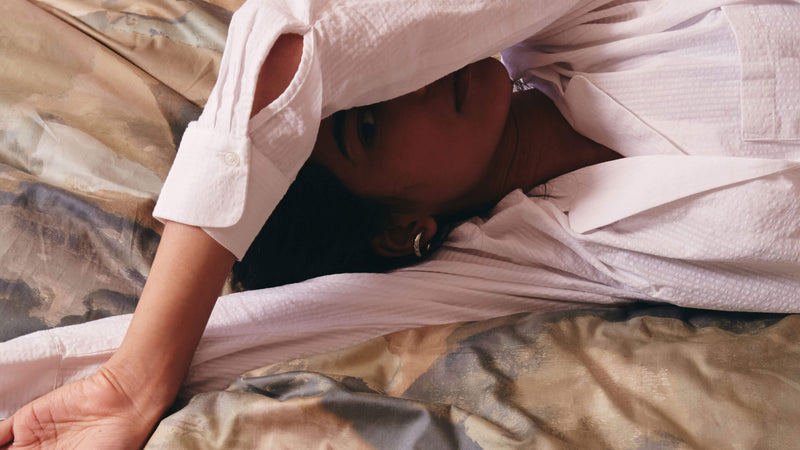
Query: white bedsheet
2 154 799 417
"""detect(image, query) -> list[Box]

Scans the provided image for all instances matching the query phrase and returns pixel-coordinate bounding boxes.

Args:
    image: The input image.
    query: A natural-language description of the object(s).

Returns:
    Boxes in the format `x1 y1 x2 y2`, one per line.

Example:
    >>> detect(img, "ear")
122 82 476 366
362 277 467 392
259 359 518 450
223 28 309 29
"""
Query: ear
371 214 438 258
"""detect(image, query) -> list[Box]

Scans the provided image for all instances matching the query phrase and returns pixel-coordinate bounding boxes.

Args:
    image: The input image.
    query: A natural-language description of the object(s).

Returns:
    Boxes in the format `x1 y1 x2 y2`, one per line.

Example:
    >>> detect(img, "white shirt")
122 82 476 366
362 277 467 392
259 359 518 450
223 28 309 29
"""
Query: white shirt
152 0 603 258
154 0 800 259
151 0 800 318
481 2 800 311
504 3 800 159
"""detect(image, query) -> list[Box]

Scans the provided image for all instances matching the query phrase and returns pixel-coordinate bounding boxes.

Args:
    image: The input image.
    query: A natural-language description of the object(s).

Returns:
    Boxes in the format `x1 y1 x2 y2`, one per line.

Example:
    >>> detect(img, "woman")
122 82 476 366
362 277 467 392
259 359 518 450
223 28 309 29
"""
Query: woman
236 2 800 289
234 58 624 289
2 0 799 448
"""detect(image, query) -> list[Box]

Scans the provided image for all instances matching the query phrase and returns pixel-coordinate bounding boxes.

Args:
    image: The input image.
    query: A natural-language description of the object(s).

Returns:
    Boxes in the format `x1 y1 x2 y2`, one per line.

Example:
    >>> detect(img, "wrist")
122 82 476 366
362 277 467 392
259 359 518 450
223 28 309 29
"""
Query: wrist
97 222 235 422
94 362 174 427
100 355 177 413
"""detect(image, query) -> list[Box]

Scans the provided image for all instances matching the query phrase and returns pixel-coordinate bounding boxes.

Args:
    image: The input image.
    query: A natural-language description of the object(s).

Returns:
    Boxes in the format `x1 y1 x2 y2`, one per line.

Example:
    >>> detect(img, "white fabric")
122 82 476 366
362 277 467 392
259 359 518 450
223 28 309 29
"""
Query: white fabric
504 3 800 160
153 0 601 259
4 0 800 417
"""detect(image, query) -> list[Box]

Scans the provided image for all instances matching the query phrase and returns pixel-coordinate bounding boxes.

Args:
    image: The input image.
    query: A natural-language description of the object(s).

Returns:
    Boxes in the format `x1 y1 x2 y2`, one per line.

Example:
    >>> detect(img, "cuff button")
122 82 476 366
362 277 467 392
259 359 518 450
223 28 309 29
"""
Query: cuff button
223 152 240 167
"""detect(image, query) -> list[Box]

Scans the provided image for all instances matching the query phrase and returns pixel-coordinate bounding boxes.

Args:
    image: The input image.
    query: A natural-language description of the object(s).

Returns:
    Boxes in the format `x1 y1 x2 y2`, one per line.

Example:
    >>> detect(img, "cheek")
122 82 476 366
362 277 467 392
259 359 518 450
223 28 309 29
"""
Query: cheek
448 136 496 190
411 123 497 202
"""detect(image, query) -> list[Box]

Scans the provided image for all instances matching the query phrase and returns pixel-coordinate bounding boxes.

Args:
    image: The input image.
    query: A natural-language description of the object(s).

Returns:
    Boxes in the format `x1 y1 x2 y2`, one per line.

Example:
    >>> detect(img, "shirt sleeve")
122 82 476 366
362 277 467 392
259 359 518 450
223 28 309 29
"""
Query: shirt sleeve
153 0 595 260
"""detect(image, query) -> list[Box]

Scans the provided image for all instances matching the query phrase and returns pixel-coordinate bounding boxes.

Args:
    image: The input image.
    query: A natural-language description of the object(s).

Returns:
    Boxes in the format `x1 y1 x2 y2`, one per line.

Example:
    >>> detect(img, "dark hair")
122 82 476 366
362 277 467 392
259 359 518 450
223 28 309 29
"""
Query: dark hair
232 163 420 290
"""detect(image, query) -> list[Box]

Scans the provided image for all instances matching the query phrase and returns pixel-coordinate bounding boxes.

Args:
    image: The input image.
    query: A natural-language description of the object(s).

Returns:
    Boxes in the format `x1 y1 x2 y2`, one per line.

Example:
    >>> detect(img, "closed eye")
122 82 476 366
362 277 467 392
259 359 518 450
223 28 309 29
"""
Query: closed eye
356 107 377 150
332 110 349 159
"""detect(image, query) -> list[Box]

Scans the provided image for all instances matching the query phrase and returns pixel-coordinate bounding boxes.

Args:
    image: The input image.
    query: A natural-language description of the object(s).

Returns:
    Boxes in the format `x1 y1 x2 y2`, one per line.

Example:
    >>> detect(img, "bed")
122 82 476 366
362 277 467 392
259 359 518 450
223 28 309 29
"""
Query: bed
2 0 799 448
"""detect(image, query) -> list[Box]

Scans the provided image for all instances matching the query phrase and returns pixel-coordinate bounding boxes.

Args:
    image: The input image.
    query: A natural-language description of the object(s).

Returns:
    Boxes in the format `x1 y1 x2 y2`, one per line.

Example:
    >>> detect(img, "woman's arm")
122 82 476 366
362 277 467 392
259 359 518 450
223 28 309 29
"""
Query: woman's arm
103 222 237 421
0 34 302 450
104 33 303 417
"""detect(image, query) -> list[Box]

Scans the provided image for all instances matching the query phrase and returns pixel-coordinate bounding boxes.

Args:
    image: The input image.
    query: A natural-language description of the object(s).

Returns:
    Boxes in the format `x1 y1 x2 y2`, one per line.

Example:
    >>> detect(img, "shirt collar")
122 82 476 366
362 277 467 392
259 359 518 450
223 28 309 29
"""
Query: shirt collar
532 155 799 233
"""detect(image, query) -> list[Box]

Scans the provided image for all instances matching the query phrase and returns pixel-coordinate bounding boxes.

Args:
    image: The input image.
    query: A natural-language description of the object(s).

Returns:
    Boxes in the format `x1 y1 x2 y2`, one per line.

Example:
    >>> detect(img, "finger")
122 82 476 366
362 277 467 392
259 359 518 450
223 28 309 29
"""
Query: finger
0 416 13 447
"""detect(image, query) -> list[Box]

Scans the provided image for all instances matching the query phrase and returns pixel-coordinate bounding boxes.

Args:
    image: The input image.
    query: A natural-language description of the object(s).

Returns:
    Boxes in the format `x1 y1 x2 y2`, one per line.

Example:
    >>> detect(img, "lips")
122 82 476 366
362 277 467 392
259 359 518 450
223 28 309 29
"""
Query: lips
453 64 471 113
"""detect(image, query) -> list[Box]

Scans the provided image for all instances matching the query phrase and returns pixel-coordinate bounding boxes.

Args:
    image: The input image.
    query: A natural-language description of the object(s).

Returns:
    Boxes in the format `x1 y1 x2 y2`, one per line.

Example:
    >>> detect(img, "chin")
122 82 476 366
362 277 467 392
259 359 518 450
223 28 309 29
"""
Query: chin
469 57 512 122
467 57 513 155
475 57 512 97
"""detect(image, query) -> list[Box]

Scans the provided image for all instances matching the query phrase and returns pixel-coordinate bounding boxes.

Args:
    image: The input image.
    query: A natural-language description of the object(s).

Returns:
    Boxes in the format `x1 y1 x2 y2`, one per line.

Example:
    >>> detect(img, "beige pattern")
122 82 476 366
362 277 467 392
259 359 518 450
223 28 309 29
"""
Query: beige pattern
0 0 237 339
150 307 799 449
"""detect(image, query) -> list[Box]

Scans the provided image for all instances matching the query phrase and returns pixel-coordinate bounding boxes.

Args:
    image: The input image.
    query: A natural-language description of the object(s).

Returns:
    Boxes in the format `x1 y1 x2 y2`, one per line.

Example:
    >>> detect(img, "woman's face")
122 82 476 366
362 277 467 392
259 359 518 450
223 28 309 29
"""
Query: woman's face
311 57 514 216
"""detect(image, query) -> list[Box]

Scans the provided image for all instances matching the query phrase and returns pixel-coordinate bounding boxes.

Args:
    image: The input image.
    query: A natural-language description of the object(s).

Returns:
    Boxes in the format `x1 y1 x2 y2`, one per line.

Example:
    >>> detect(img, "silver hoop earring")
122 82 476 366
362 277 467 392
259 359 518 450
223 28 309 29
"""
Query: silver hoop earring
413 232 430 258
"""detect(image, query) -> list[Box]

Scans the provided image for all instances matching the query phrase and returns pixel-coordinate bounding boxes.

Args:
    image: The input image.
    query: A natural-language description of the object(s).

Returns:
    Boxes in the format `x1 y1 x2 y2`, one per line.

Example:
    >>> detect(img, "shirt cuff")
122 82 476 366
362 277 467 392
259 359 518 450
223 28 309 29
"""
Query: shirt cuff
154 26 320 259
152 121 290 259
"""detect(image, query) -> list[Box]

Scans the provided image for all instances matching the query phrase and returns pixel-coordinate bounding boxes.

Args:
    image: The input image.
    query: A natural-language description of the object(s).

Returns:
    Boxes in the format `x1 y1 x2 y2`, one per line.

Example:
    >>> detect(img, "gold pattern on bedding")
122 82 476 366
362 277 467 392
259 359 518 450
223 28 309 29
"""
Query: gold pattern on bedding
148 307 800 449
0 0 240 340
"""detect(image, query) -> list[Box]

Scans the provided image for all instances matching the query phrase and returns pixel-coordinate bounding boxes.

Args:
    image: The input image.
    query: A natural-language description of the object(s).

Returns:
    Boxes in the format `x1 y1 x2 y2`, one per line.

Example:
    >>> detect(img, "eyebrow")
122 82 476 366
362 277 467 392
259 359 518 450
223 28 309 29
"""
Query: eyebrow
332 110 348 159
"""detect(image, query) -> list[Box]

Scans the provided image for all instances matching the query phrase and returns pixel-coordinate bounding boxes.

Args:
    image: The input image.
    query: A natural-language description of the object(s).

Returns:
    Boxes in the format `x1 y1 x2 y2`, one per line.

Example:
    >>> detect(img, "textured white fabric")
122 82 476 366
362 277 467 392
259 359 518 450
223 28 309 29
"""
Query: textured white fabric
153 0 600 259
0 272 613 417
503 3 800 160
725 4 800 141
4 1 800 417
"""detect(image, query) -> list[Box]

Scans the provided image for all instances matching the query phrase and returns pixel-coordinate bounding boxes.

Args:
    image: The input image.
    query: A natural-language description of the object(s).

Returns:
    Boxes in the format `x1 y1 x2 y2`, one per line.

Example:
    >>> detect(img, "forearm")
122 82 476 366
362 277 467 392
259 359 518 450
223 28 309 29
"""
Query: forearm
103 222 234 419
101 34 304 423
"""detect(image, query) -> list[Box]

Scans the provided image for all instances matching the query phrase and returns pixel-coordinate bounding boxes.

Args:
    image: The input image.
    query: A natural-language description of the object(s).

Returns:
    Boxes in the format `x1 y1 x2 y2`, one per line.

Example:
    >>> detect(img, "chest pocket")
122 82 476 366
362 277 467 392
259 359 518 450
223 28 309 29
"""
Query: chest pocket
723 4 800 141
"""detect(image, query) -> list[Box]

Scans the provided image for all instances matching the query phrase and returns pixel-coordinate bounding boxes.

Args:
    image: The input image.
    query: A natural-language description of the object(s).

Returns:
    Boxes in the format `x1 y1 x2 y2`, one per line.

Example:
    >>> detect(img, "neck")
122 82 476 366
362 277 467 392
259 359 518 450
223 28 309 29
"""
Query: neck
494 88 622 195
431 87 623 218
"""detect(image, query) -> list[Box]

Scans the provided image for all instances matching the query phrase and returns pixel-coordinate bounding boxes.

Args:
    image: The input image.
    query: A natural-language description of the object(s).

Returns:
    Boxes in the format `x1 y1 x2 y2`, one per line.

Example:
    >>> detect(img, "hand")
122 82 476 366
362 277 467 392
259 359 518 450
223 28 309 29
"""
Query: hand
0 367 160 450
0 222 235 450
